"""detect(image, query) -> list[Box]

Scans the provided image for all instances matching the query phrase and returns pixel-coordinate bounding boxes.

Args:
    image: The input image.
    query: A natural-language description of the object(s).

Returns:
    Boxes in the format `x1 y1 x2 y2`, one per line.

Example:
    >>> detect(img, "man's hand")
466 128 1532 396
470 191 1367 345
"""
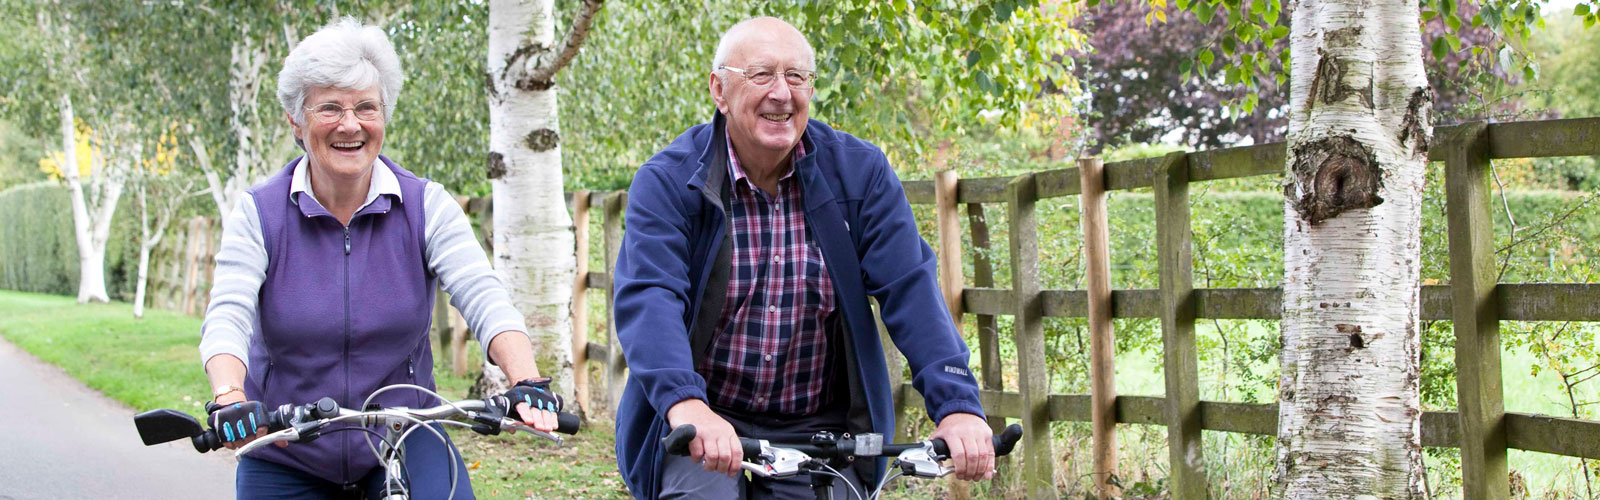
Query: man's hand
666 399 742 478
930 412 995 481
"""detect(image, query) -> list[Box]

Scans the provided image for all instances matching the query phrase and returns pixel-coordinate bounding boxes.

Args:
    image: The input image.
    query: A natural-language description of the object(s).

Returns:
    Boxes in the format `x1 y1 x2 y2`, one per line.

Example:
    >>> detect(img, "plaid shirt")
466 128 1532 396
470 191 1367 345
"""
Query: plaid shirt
700 140 838 415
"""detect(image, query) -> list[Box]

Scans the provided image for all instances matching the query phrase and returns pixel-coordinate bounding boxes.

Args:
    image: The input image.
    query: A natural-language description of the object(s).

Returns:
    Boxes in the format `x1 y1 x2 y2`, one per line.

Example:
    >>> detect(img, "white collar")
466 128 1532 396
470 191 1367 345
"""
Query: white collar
288 157 401 210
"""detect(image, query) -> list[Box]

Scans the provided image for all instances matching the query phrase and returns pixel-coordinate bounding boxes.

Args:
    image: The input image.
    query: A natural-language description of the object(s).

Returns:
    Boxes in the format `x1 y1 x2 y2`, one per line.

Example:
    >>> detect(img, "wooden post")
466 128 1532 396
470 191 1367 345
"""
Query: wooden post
1079 157 1120 498
570 190 592 418
1007 174 1059 500
1446 121 1508 500
934 170 973 500
967 203 1005 435
1154 152 1205 498
935 169 964 325
604 191 628 411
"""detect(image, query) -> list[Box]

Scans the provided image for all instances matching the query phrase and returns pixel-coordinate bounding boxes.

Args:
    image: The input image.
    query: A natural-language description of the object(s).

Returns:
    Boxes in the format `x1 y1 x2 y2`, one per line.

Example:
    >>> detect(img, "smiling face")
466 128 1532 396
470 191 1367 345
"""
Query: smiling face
709 20 813 168
289 85 385 186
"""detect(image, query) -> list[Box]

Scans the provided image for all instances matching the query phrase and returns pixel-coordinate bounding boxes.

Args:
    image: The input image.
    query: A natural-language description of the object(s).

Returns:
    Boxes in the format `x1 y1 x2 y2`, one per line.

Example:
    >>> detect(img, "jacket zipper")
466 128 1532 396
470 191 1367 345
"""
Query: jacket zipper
341 224 352 483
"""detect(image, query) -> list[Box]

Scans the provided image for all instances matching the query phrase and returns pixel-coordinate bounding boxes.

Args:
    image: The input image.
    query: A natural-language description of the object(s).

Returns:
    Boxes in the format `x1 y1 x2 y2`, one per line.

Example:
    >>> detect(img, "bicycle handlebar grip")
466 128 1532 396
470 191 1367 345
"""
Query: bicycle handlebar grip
930 424 1025 458
661 425 697 456
993 424 1023 457
556 412 582 435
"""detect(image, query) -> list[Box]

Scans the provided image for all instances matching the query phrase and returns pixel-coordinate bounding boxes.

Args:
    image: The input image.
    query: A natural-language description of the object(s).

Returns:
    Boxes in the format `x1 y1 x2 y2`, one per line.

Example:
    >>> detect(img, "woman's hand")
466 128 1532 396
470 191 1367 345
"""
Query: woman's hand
501 378 563 433
206 398 273 450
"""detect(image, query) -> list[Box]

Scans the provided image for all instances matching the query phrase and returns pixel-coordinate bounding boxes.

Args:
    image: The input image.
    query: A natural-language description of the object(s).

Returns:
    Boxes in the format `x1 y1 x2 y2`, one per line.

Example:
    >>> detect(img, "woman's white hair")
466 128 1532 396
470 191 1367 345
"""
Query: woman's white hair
710 17 815 73
277 17 403 125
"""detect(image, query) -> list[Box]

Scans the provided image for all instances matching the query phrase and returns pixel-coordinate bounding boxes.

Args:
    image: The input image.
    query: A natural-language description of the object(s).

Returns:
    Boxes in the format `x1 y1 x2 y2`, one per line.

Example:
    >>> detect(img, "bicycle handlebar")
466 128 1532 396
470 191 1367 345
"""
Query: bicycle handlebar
135 395 580 454
660 423 1023 462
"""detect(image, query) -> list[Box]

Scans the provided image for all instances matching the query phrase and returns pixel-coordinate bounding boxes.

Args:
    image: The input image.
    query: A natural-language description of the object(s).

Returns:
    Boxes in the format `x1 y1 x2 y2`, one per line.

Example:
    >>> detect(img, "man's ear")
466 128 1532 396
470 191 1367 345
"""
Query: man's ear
708 72 729 114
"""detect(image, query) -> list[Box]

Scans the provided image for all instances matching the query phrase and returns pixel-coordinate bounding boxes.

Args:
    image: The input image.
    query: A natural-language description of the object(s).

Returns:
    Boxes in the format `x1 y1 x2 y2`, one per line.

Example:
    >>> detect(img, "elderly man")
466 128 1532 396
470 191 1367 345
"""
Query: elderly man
613 17 994 499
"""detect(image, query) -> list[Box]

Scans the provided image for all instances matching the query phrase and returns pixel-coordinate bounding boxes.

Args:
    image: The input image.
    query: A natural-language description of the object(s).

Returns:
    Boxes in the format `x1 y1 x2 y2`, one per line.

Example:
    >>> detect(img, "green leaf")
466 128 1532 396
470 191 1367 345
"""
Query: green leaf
1087 0 1101 8
1195 1 1215 24
1199 48 1215 66
1522 64 1536 81
1269 25 1288 40
1225 66 1241 85
1446 14 1461 31
1421 9 1437 22
1177 0 1192 10
1445 33 1460 52
1431 36 1447 60
1221 36 1236 56
1263 7 1279 24
1471 13 1483 27
1587 14 1597 29
1180 59 1193 75
1577 3 1591 16
966 49 982 67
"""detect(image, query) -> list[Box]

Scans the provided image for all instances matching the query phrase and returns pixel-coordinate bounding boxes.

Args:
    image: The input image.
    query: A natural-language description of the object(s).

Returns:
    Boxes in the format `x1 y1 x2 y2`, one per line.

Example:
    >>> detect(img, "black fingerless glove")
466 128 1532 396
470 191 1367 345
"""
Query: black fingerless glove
501 377 563 420
206 400 268 443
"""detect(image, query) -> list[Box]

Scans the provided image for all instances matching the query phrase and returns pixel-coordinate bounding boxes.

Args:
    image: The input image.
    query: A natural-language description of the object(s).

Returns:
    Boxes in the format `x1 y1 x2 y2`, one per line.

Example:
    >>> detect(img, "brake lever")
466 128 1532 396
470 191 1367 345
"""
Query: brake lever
233 426 301 457
500 419 563 444
742 440 810 478
891 442 953 478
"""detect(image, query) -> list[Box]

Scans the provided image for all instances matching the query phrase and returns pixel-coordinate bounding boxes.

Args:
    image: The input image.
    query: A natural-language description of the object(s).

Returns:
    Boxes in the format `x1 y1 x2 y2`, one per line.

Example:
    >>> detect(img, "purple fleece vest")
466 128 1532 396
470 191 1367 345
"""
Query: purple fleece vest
241 155 437 484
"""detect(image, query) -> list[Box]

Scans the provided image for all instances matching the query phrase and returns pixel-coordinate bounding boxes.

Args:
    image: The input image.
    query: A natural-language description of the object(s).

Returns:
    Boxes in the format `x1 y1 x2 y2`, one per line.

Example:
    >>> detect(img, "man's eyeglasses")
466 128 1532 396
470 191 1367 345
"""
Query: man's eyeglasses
305 100 384 124
718 66 818 90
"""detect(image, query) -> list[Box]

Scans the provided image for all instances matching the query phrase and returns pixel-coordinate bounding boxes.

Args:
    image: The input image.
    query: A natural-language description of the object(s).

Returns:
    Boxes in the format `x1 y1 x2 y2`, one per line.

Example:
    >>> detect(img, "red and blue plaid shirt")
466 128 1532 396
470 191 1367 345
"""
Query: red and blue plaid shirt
700 140 839 415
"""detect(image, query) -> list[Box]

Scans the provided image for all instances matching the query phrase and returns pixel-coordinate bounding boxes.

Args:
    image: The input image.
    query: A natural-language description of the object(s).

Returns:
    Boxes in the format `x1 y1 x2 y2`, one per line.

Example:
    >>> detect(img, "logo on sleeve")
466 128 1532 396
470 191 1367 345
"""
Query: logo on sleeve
943 365 970 377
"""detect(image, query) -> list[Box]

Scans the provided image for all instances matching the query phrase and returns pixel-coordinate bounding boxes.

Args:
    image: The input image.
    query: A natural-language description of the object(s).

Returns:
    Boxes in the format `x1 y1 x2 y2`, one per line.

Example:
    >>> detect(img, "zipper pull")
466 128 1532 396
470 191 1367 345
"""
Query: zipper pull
343 227 351 255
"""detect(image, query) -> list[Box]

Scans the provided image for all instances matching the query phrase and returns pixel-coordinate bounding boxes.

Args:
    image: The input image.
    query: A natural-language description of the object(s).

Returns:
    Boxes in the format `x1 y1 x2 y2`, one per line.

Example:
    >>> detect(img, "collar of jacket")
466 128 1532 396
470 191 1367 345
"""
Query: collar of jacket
686 110 835 211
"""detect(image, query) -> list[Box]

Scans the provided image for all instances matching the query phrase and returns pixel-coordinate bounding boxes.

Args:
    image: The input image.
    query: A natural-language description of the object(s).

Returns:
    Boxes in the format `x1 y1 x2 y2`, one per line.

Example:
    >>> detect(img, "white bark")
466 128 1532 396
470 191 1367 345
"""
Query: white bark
193 34 273 220
133 168 185 320
1275 0 1432 497
57 94 125 304
485 0 588 397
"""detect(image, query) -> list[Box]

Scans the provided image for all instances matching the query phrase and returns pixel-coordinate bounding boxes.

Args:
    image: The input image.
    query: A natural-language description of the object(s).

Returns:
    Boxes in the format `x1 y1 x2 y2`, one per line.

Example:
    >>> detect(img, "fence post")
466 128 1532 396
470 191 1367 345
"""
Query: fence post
570 190 592 418
1007 173 1059 500
967 202 1005 435
934 170 973 499
1154 152 1205 498
604 191 628 411
1079 157 1120 498
936 170 964 325
1446 121 1508 500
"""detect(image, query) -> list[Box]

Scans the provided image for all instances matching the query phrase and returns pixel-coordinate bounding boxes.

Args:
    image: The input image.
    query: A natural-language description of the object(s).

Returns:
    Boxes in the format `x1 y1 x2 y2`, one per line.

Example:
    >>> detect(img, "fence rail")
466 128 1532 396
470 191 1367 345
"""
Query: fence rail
542 117 1600 499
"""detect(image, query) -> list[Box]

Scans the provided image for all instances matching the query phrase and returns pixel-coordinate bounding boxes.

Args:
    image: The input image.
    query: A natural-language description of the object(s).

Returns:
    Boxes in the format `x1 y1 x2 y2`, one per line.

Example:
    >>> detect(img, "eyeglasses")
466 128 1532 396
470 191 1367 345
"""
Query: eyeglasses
304 100 384 124
717 65 818 90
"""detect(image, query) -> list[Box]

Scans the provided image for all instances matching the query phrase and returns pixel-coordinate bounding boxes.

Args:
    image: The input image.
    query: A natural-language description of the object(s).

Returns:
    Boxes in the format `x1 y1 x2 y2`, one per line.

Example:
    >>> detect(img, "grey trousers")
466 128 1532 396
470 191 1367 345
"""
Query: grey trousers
658 453 865 500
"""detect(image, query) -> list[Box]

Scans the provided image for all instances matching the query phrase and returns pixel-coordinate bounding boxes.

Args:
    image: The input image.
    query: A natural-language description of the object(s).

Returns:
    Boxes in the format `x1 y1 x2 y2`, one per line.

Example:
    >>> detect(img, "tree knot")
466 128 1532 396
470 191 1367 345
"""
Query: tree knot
1290 135 1383 225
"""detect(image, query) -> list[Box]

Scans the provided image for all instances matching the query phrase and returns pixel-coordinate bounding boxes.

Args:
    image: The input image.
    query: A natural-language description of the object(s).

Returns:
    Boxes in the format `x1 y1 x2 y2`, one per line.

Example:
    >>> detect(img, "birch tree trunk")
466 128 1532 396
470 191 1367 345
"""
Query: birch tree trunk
1275 0 1433 497
58 94 122 304
484 0 604 398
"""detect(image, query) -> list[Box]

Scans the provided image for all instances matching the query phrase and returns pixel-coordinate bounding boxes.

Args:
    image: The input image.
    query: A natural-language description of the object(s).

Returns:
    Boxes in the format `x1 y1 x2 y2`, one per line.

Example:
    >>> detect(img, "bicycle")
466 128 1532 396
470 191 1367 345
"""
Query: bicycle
660 422 1023 500
134 384 581 500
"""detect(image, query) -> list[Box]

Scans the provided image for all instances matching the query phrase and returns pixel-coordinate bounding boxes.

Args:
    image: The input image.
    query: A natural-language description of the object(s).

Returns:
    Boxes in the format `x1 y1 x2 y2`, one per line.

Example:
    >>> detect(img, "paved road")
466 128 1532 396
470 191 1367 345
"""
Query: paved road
0 338 235 500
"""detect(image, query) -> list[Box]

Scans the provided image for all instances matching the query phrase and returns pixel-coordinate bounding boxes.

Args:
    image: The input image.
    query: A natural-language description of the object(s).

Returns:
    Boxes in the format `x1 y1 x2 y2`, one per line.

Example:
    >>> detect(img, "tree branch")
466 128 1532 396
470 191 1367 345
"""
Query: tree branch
528 0 605 83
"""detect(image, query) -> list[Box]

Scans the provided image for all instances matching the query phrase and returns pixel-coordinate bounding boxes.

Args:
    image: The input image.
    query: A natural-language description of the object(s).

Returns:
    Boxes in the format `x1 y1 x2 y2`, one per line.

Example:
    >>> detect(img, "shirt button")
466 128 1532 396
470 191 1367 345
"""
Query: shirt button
773 254 781 263
768 305 777 313
764 354 773 362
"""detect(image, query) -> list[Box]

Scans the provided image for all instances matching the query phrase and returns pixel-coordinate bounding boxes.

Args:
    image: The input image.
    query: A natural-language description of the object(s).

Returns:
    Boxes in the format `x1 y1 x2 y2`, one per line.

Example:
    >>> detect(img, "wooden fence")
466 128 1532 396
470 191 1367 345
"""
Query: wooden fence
541 118 1600 499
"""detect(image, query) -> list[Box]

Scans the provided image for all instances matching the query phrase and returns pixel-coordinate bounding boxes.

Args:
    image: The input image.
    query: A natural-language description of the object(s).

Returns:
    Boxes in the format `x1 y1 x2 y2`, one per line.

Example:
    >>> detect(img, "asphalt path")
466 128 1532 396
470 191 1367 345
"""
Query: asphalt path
0 337 235 500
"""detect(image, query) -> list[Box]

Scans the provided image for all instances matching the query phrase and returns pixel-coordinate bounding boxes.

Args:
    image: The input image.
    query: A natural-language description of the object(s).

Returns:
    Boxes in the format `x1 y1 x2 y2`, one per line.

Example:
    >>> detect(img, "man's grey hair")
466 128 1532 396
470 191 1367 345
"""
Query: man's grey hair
277 17 403 125
710 17 816 74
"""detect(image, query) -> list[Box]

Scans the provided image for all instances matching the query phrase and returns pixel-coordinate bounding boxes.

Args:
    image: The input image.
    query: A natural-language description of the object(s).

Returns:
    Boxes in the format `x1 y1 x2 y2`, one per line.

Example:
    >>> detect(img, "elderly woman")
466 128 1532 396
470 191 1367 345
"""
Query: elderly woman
197 18 560 499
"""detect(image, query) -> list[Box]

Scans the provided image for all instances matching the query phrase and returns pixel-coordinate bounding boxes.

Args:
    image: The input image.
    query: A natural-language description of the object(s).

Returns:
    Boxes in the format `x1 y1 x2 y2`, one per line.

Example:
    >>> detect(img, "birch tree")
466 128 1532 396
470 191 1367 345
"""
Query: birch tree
34 7 127 304
1271 0 1433 496
484 0 605 398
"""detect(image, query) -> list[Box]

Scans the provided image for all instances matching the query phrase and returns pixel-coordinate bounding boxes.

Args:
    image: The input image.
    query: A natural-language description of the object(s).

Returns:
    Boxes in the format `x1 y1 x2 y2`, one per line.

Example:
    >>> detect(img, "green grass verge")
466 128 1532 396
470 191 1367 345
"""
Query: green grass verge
0 289 628 500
